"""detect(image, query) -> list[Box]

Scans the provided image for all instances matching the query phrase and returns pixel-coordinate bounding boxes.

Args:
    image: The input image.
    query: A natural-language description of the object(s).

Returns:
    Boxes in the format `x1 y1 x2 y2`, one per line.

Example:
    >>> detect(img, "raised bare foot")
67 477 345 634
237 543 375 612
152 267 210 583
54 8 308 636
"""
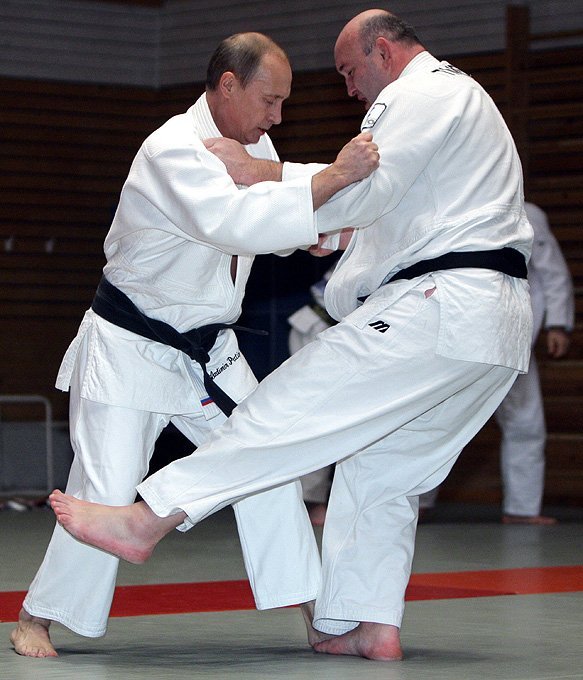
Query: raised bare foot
313 621 403 661
10 609 57 658
49 490 181 564
502 514 558 525
300 601 336 647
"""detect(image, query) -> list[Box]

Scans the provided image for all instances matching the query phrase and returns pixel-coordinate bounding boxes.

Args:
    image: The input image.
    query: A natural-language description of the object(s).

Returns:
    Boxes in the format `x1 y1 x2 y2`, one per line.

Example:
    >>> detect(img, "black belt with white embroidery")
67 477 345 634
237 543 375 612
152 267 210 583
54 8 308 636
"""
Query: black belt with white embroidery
91 276 266 416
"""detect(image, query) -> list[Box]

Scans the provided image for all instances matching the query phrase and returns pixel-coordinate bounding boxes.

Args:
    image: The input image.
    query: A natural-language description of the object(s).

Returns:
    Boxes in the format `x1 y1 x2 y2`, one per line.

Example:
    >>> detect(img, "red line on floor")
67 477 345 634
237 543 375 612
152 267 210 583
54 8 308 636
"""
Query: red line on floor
1 565 581 623
408 565 583 595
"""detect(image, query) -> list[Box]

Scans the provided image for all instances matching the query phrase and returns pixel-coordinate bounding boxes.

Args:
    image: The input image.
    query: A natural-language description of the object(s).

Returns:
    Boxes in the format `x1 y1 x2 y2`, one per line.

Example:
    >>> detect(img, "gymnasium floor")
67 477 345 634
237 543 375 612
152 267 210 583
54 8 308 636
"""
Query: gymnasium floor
1 502 582 680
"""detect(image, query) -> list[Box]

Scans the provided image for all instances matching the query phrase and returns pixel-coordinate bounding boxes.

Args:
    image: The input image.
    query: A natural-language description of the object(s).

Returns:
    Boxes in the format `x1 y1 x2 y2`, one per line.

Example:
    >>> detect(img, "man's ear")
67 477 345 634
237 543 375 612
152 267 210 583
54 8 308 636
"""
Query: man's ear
375 36 392 66
219 71 236 97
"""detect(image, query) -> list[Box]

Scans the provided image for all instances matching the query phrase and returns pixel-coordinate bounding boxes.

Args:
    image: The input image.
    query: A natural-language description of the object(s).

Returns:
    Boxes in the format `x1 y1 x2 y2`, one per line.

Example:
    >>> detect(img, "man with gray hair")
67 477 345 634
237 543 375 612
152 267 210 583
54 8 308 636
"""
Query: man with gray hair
11 31 378 658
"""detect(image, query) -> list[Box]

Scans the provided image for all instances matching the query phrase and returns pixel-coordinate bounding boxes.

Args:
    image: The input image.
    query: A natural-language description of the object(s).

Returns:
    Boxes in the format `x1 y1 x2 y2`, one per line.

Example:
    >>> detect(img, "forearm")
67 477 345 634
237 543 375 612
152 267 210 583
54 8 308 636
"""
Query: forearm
310 165 356 210
233 158 283 185
228 158 351 210
206 132 379 210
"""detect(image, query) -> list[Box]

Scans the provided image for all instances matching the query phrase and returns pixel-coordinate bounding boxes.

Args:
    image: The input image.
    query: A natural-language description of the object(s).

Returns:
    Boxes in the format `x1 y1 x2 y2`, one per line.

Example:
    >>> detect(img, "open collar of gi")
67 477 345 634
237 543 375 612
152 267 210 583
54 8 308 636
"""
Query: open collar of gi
190 92 223 140
399 51 439 79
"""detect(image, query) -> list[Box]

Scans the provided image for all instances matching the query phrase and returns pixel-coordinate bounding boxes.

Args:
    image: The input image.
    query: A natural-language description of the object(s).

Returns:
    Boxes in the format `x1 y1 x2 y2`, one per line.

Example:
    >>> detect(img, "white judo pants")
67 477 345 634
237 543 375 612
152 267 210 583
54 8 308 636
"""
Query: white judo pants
496 353 546 516
289 315 334 505
138 281 519 633
23 354 320 637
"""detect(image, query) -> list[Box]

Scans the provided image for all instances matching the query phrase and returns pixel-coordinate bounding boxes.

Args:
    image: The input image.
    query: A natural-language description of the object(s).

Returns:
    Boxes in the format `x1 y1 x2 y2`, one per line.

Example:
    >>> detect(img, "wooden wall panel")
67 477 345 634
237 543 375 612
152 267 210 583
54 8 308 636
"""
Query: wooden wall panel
0 78 166 418
0 43 581 504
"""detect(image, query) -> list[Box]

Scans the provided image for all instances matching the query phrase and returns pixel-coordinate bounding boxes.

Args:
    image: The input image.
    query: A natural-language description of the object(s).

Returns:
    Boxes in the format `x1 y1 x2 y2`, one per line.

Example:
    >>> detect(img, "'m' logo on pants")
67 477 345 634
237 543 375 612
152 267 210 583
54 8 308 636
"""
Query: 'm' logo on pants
368 320 391 333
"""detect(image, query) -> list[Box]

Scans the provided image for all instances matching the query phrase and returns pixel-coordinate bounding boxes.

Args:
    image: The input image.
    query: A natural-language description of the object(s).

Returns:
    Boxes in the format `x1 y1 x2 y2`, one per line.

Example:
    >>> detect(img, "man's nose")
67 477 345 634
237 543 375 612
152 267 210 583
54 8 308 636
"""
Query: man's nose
269 102 283 125
346 77 357 98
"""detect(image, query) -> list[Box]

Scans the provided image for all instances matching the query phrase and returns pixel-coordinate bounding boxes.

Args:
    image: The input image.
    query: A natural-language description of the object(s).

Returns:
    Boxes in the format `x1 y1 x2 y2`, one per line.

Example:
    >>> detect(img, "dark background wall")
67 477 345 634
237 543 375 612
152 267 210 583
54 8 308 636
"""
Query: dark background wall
0 5 581 504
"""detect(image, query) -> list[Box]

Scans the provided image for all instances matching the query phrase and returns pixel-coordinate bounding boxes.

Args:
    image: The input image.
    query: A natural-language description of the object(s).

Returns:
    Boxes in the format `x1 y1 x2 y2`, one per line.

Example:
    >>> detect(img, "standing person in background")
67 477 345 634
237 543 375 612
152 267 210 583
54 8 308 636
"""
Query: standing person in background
500 201 574 524
420 202 574 524
10 32 379 658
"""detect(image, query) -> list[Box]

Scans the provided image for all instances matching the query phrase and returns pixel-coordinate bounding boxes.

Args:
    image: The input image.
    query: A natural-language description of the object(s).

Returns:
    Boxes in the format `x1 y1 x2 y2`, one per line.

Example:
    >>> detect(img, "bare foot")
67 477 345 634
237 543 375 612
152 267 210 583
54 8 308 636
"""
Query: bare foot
300 601 336 647
313 621 403 661
49 490 183 564
502 514 558 525
10 609 57 658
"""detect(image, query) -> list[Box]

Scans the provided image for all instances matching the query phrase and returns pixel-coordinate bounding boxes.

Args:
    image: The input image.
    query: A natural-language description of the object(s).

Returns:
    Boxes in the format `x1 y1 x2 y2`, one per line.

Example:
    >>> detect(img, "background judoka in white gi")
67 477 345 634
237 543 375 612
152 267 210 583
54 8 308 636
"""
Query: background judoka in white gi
49 10 536 662
419 201 574 522
501 202 573 519
12 33 379 658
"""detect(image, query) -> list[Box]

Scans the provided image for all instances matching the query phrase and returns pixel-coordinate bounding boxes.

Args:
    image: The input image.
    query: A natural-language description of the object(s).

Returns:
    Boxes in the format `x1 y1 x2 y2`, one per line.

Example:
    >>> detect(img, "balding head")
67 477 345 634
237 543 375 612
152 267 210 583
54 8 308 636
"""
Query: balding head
334 9 425 108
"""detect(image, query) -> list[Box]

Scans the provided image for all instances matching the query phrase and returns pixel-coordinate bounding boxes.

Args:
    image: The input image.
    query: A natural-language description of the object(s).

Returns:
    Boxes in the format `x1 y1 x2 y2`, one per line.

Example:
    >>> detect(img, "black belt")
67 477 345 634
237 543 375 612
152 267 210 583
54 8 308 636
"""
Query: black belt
91 277 266 416
311 303 338 327
358 248 527 302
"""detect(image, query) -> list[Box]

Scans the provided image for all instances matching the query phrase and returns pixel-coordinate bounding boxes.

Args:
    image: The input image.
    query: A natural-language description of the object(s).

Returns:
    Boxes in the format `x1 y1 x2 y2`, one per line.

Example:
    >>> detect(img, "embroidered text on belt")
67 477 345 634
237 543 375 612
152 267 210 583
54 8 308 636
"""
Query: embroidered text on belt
91 277 266 416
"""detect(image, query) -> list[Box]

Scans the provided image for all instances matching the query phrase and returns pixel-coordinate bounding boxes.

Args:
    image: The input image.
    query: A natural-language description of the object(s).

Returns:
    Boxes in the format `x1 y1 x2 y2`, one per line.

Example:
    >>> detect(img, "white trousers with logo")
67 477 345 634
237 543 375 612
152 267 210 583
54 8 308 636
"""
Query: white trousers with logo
139 281 519 633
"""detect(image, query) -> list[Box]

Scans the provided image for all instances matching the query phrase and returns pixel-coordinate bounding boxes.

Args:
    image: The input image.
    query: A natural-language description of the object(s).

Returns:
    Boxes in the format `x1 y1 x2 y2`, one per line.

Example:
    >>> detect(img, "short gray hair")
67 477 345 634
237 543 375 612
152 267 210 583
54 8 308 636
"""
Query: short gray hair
206 33 288 90
360 12 422 55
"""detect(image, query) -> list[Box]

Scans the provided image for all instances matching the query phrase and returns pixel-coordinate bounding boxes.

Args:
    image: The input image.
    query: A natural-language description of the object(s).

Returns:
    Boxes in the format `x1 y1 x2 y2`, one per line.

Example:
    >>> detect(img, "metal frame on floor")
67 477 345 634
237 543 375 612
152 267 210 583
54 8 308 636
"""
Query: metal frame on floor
0 394 53 497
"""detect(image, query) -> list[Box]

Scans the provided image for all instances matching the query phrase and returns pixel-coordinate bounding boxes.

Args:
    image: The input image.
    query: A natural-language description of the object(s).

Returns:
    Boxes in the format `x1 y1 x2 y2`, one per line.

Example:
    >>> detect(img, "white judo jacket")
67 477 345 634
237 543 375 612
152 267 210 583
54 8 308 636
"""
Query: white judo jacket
285 52 533 371
57 94 317 417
